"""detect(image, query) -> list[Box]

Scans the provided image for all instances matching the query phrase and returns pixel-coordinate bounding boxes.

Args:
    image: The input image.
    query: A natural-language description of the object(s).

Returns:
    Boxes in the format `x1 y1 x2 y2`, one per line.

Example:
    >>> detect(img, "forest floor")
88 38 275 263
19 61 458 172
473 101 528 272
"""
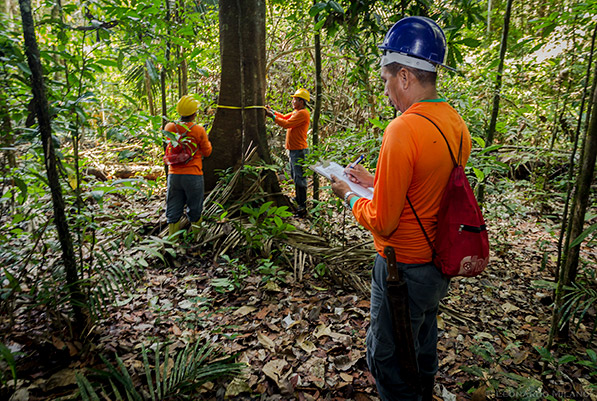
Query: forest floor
3 172 597 400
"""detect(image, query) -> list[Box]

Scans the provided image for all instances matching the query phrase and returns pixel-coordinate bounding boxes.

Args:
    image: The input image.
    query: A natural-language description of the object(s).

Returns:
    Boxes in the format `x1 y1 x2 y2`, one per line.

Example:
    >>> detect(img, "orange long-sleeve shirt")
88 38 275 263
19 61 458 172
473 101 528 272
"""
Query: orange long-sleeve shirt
352 101 472 263
165 121 212 176
274 108 310 150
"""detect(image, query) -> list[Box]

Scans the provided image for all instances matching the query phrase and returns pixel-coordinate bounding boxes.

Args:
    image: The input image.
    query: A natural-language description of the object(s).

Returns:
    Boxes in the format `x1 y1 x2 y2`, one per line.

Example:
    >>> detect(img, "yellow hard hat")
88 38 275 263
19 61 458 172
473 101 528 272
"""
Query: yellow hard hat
292 88 310 103
176 95 199 117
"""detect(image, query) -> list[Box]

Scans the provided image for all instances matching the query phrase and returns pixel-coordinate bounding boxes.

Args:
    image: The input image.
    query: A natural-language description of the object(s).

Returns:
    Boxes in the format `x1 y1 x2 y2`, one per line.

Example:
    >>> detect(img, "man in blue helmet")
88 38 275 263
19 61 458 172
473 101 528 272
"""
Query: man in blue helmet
330 16 472 400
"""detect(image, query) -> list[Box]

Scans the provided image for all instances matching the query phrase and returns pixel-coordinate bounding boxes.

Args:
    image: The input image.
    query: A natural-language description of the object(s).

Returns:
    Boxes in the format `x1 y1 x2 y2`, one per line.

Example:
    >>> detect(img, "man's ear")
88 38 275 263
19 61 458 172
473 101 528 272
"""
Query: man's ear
398 67 410 88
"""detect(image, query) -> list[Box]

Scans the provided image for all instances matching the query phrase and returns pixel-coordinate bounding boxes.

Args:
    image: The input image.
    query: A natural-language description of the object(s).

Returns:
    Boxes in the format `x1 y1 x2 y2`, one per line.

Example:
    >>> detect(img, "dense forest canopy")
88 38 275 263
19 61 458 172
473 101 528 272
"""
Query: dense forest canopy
1 0 596 399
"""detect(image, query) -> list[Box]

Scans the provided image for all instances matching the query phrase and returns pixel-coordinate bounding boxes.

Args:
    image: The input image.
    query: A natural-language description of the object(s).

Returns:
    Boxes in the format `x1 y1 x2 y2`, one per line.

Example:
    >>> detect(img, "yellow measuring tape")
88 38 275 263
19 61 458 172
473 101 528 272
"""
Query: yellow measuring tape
216 105 267 110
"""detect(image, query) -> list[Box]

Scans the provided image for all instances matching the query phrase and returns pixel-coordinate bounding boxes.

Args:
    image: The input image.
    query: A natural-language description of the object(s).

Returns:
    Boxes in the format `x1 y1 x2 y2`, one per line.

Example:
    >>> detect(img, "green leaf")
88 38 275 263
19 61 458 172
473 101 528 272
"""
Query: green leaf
534 345 553 361
459 38 481 47
3 269 21 292
471 136 486 148
569 222 597 248
13 177 28 202
327 1 344 13
558 354 576 364
314 18 325 31
369 117 388 130
477 144 503 155
309 3 327 16
473 167 484 181
258 201 273 216
96 59 119 68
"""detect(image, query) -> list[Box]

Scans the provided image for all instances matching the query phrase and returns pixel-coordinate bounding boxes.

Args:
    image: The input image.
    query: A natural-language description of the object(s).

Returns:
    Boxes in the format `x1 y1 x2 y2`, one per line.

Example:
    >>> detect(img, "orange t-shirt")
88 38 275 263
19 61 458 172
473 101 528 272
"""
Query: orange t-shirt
165 121 212 175
274 108 310 150
352 101 472 263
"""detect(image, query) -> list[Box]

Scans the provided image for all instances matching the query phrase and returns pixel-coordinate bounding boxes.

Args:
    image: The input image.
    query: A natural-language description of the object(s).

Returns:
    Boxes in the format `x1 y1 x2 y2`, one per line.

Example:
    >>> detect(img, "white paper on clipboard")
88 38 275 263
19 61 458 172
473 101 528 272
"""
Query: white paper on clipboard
310 161 373 200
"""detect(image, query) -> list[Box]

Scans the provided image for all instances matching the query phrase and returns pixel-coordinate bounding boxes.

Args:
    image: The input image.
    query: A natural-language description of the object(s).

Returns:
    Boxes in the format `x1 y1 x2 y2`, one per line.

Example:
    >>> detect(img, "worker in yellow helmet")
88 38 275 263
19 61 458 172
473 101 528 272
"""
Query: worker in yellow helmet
265 88 311 217
163 95 212 238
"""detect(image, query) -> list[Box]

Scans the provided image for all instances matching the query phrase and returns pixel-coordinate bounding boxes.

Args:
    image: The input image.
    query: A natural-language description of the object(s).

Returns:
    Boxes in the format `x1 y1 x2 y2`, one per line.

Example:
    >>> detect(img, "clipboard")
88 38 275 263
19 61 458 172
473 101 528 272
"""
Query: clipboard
310 161 373 200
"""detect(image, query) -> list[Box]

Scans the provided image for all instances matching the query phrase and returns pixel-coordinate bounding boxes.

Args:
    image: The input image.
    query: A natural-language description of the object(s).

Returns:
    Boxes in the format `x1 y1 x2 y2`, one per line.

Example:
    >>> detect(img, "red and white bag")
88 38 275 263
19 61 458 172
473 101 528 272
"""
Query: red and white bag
408 113 489 277
163 123 196 166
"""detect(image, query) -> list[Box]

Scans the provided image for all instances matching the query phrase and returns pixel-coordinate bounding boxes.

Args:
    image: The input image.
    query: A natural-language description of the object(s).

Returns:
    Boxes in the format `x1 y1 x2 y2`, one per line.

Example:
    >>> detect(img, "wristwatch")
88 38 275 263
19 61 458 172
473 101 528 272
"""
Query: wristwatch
343 191 356 208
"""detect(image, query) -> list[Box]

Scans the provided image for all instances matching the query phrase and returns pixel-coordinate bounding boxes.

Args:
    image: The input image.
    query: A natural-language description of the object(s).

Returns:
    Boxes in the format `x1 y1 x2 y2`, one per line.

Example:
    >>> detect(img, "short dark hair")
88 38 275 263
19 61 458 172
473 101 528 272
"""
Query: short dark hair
385 62 437 86
181 113 196 122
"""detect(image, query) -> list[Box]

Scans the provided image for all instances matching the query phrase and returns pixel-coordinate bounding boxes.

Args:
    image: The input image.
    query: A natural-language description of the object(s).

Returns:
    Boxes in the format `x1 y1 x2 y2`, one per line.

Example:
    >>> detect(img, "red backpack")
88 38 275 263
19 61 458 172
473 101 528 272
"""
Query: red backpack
408 113 489 277
163 123 197 166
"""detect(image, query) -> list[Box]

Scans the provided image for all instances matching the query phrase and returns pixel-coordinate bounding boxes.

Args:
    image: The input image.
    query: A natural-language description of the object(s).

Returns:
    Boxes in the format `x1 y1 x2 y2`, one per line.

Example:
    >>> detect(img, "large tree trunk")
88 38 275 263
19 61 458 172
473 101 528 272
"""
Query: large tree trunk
477 0 513 204
203 0 282 199
19 0 85 330
549 55 597 345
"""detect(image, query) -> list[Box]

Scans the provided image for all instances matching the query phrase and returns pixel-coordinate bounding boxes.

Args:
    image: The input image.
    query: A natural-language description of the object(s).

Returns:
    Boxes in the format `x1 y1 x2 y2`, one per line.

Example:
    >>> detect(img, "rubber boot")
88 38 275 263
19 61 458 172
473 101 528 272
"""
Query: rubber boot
168 221 180 238
191 221 202 240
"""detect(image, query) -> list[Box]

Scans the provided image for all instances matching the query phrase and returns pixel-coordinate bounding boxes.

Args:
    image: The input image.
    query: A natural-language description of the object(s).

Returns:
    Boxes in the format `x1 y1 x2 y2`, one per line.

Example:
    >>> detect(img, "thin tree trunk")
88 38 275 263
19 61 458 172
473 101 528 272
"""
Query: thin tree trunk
487 0 492 33
477 0 513 204
548 43 597 347
0 94 17 168
312 19 322 201
144 66 156 116
19 0 85 330
554 23 597 281
160 0 171 129
180 56 188 97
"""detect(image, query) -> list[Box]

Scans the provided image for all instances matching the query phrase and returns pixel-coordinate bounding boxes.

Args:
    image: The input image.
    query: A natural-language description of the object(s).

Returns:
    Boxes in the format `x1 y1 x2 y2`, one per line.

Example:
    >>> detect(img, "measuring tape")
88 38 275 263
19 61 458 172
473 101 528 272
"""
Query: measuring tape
216 105 267 110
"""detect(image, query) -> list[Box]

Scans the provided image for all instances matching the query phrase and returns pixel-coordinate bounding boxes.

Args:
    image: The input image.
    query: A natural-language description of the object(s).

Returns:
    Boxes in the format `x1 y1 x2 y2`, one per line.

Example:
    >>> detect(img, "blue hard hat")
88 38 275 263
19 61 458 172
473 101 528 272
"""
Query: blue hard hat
379 16 450 70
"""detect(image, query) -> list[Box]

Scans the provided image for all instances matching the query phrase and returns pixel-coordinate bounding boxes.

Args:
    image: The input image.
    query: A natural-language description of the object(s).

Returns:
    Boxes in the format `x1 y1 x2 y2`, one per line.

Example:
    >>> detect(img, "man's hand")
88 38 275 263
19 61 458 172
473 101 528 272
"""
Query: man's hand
330 174 350 199
344 164 374 188
265 106 274 119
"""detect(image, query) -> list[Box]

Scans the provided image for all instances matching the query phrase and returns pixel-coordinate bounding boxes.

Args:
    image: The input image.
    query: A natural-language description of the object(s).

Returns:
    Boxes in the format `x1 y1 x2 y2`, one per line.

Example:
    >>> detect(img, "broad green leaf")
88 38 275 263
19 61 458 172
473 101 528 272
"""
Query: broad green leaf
459 38 481 47
473 167 484 181
309 3 327 16
96 59 119 68
327 1 344 13
558 355 576 364
472 136 486 148
314 18 325 31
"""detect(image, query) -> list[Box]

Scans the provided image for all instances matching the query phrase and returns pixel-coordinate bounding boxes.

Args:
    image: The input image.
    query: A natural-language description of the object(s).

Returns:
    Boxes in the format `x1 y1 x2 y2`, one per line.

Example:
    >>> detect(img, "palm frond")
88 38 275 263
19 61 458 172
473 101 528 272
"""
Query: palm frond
559 281 597 335
77 340 244 400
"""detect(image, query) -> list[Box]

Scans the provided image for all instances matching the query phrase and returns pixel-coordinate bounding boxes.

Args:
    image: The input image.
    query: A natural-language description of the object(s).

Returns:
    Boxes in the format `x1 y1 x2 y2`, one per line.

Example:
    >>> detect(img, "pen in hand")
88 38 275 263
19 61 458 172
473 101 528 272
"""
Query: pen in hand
349 154 365 169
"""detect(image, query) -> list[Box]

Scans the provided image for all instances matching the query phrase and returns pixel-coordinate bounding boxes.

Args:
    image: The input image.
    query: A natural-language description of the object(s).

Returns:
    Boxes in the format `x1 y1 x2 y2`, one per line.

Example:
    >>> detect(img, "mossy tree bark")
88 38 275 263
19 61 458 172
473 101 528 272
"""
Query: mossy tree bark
19 0 85 331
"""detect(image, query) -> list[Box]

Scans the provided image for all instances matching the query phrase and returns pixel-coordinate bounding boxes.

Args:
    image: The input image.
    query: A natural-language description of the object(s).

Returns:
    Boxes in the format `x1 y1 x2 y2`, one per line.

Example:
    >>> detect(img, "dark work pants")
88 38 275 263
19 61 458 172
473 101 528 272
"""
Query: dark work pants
289 149 308 209
366 255 449 401
166 174 204 223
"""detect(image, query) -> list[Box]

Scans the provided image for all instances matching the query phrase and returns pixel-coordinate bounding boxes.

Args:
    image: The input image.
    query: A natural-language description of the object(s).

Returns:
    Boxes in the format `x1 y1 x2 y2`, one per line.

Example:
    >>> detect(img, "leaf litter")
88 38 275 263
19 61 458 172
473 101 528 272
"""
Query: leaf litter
2 174 597 400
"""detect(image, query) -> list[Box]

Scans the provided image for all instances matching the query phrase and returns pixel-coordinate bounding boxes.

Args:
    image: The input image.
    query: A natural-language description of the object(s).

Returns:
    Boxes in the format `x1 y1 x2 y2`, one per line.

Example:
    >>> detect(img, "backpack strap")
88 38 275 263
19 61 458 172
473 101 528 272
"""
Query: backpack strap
406 195 437 258
411 112 461 167
172 121 196 138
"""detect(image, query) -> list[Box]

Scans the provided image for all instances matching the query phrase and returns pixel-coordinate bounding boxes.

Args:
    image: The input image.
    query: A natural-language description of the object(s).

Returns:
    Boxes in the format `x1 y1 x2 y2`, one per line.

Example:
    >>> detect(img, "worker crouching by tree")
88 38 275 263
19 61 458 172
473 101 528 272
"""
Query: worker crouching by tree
164 95 212 238
330 17 472 400
265 88 311 217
